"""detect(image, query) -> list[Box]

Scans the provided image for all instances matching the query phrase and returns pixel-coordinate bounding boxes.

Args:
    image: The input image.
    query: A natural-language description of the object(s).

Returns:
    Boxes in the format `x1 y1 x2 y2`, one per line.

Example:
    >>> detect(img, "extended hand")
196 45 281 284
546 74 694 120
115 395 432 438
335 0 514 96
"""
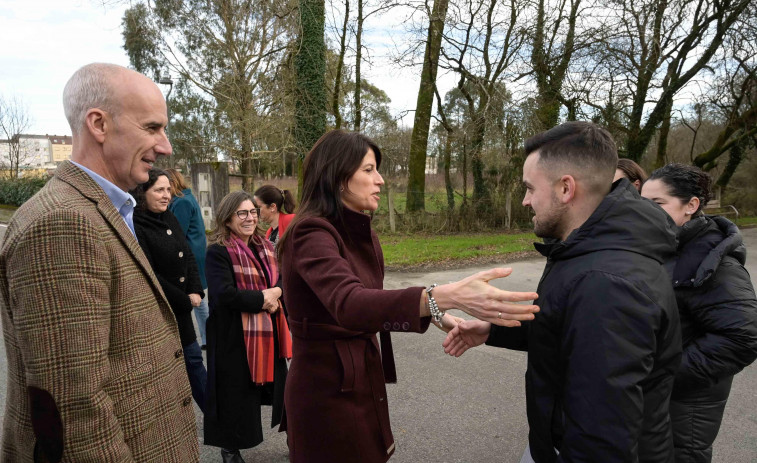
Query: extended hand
439 268 539 327
442 319 491 357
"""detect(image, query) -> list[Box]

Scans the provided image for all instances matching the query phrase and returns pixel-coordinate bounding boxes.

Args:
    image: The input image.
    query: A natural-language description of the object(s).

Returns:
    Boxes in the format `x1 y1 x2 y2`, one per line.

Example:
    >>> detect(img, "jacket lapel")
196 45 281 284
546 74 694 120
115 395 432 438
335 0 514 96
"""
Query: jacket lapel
55 161 171 307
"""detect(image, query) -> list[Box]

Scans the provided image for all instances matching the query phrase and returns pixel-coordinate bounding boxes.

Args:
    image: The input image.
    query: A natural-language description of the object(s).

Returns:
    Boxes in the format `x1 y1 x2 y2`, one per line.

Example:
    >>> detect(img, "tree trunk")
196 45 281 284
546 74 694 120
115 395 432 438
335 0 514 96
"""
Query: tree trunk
715 136 747 189
386 178 396 233
505 188 512 230
443 131 454 212
353 0 363 131
406 0 450 212
295 0 327 195
333 0 349 130
653 98 673 169
469 111 488 212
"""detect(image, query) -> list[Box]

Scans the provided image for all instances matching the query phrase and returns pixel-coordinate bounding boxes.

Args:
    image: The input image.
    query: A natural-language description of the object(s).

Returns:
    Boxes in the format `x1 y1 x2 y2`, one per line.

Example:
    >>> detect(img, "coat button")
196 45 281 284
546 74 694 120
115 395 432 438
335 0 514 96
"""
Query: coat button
179 251 184 258
166 229 173 235
179 277 185 283
383 322 391 331
182 397 192 406
402 322 410 331
174 349 183 358
393 322 400 330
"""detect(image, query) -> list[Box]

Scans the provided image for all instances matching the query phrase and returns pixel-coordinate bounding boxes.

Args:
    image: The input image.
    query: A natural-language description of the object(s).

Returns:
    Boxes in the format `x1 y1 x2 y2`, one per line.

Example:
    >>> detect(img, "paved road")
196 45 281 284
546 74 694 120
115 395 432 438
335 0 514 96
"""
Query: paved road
0 224 755 462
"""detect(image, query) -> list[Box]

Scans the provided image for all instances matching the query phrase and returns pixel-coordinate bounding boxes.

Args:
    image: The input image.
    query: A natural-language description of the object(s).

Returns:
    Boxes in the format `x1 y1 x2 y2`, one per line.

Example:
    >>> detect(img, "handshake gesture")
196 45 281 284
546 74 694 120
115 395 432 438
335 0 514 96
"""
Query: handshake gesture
425 267 538 354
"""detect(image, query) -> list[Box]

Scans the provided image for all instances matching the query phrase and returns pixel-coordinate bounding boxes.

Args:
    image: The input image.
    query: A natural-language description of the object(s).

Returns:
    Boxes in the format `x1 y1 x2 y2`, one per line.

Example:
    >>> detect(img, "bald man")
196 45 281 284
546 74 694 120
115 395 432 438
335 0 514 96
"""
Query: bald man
0 64 198 462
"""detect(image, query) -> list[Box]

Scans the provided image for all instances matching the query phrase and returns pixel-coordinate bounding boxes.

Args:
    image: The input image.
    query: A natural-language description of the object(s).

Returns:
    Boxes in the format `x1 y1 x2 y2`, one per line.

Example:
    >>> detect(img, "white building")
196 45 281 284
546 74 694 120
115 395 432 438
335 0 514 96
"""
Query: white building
0 134 71 174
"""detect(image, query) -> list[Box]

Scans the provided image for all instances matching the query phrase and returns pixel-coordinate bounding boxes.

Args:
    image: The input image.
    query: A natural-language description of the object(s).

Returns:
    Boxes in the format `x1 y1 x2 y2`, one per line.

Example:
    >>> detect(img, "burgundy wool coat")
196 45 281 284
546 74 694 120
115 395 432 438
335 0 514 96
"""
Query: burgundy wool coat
280 208 430 463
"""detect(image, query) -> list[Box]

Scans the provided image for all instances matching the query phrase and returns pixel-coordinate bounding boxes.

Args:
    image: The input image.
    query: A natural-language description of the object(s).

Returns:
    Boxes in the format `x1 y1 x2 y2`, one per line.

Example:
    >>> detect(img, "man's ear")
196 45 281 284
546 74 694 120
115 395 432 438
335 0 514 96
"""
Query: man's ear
85 108 108 143
557 175 576 204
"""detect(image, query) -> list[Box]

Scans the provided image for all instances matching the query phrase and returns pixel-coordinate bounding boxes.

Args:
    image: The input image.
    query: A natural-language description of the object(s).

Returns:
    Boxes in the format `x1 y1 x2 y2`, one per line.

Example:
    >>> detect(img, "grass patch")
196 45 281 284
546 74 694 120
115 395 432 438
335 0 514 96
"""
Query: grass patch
0 205 17 223
380 231 538 267
735 216 757 227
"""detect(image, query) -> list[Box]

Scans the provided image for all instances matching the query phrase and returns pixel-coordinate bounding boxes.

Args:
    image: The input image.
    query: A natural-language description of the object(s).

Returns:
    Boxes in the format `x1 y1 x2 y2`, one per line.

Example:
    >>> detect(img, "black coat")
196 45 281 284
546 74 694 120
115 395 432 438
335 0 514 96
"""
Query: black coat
668 215 757 393
203 243 287 450
487 179 682 463
666 216 757 461
134 209 204 347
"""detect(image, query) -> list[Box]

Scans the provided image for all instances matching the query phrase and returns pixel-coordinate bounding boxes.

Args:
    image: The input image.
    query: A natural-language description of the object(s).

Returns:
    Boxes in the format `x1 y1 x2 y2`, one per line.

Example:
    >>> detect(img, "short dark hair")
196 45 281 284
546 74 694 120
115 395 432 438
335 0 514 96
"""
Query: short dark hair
616 159 648 186
277 129 381 257
647 163 712 215
525 121 618 195
131 168 168 210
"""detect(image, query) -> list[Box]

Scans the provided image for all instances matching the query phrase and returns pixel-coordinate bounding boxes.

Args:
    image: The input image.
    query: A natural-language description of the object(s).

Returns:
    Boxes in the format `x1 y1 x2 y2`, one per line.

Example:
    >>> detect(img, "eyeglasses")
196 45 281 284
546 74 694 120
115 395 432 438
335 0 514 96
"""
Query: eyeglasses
235 208 260 219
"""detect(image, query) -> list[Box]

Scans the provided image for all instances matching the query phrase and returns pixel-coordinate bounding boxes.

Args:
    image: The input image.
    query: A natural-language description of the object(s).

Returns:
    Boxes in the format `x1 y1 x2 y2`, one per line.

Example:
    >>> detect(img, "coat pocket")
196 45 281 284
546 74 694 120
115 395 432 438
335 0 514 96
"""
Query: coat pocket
335 340 356 392
110 362 158 440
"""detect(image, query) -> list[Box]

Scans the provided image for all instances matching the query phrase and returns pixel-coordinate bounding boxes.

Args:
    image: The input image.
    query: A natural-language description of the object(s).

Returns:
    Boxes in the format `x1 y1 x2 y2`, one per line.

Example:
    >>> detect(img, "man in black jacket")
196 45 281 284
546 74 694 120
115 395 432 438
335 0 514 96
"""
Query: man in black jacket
444 122 682 462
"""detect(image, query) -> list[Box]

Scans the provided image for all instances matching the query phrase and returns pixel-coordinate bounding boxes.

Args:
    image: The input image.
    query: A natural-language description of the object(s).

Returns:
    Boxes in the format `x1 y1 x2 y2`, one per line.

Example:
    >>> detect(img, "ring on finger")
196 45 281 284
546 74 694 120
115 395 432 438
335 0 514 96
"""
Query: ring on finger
497 311 502 319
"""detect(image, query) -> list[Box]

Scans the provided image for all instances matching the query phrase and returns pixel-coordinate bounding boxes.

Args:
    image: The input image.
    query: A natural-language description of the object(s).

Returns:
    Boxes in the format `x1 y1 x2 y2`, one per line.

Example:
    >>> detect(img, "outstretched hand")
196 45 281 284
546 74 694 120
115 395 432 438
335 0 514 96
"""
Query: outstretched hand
442 319 492 357
441 268 539 327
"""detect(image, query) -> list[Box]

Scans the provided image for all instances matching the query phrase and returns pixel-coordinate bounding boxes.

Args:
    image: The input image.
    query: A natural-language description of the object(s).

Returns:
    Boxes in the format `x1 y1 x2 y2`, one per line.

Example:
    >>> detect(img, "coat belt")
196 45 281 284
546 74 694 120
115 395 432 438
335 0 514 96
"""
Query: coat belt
288 318 396 454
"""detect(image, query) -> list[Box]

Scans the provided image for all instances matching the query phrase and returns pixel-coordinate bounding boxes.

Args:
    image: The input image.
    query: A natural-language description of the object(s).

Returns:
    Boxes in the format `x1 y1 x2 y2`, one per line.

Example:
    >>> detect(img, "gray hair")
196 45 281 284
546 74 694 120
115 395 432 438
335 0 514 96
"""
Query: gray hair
62 63 126 135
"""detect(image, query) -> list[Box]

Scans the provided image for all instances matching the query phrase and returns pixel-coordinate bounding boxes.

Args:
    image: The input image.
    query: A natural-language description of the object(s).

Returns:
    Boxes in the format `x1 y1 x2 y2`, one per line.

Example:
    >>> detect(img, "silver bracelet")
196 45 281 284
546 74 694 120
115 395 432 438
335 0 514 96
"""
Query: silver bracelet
425 284 445 324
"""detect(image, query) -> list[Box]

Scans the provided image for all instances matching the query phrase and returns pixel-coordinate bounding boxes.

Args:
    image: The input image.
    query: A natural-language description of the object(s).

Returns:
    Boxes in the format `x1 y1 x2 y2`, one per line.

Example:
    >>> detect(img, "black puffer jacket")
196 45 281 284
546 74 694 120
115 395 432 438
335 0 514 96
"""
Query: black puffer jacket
666 216 757 462
488 179 682 463
668 215 757 393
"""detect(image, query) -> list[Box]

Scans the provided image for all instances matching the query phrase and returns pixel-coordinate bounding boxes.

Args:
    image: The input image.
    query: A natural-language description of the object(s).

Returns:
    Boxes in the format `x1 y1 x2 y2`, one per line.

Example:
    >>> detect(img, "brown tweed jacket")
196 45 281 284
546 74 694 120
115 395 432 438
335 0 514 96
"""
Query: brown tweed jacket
0 161 199 462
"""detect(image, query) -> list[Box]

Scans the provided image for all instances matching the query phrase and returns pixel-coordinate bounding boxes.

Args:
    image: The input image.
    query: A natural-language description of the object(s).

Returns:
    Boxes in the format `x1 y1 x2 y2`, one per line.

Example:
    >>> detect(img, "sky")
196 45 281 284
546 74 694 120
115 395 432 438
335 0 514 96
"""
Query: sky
0 0 437 137
1 1 132 135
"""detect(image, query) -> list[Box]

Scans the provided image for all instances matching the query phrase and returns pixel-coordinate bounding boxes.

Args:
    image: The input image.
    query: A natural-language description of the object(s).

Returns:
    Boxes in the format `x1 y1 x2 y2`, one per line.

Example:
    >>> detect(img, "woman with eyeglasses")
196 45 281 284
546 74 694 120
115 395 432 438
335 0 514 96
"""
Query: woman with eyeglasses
203 191 291 463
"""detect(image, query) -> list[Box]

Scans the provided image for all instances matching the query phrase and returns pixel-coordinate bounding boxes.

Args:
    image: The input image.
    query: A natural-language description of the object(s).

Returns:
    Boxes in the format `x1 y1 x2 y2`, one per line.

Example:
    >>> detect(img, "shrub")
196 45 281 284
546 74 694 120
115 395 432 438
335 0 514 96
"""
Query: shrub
0 176 50 207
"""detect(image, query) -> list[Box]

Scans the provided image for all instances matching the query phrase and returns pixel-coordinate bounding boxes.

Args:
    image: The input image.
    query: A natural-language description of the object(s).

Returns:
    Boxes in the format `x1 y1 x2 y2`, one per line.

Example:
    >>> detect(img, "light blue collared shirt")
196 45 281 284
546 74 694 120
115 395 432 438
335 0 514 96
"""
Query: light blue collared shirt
70 161 137 237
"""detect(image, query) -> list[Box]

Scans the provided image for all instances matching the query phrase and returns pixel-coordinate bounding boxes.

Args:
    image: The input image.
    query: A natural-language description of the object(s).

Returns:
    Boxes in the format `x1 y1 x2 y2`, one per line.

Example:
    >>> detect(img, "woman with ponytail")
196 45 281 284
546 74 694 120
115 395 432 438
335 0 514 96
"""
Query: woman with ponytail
254 185 297 246
642 164 757 462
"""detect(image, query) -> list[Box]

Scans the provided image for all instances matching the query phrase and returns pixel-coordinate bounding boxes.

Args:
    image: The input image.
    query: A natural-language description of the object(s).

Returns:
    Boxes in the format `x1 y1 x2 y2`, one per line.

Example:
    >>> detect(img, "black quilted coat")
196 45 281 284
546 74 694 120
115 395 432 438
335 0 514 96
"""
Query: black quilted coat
666 215 757 463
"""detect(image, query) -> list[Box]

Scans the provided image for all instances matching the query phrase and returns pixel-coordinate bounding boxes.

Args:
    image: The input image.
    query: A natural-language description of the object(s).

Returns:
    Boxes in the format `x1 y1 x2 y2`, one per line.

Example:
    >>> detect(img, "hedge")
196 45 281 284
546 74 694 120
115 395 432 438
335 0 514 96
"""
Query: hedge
0 176 49 207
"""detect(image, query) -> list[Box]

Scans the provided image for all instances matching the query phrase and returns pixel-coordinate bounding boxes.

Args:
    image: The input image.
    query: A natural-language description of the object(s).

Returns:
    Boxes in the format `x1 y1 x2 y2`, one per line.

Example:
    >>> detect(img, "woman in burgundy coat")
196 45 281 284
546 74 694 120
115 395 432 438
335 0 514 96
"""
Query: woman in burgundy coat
278 130 540 463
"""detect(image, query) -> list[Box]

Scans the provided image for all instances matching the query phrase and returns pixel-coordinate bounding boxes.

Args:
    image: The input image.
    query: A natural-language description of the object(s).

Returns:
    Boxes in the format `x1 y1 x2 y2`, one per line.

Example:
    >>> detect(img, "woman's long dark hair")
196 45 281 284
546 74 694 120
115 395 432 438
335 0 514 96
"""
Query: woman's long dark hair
130 168 168 210
277 130 381 258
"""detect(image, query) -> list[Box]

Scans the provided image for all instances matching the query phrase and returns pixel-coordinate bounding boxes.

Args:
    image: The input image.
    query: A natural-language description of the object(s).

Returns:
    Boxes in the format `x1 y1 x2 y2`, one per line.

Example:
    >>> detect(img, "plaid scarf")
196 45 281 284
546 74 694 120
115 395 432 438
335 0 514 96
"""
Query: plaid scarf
225 233 292 384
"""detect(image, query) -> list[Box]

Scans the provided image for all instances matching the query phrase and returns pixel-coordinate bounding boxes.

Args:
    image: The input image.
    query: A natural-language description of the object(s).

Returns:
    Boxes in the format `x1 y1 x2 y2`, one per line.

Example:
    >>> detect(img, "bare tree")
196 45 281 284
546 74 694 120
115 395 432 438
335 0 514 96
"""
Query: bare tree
122 0 298 191
0 94 32 179
438 0 526 210
406 0 451 212
596 0 752 162
692 5 757 183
